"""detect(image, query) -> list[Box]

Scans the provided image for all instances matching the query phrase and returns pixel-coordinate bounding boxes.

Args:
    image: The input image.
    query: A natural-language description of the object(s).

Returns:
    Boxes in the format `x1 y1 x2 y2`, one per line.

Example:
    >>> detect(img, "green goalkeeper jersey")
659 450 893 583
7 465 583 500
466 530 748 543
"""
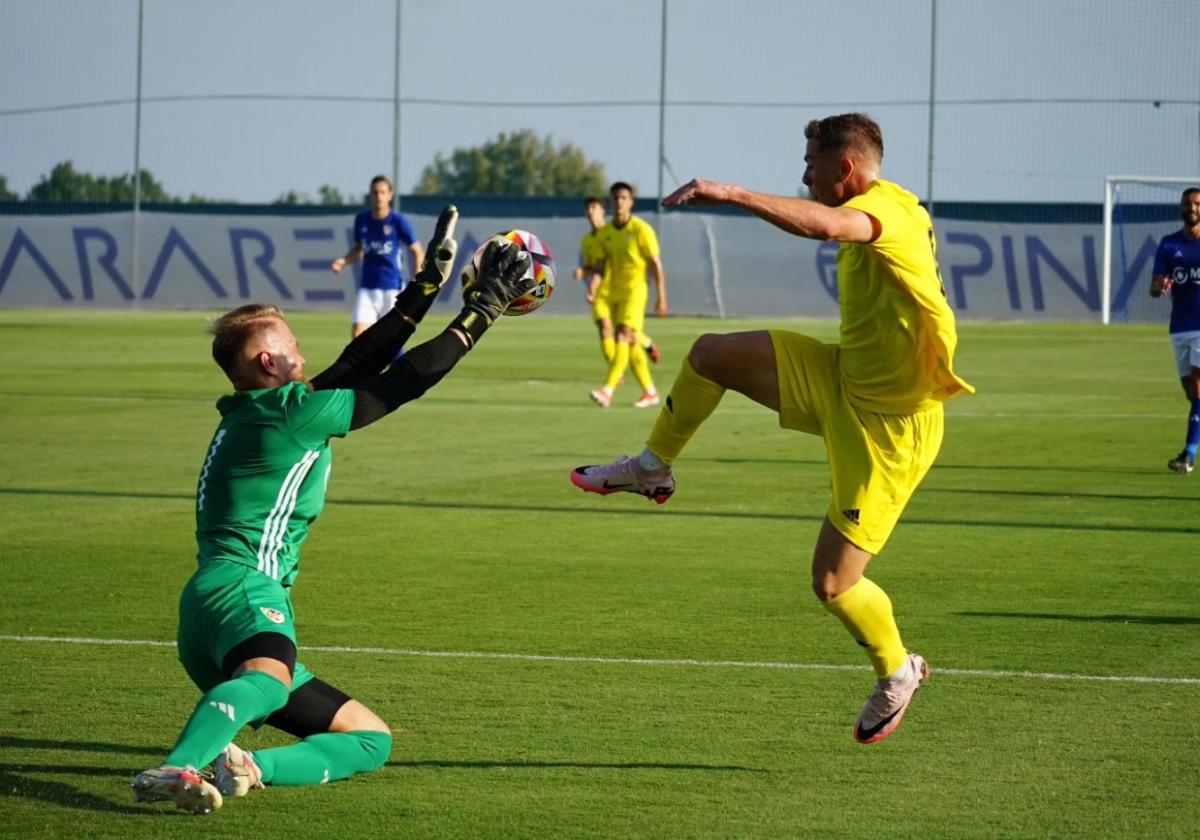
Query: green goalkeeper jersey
194 381 354 587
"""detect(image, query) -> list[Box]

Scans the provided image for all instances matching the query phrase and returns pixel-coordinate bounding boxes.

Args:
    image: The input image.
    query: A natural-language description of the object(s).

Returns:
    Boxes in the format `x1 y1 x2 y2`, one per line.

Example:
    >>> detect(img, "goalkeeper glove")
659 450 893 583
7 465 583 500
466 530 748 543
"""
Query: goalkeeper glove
394 204 459 323
451 240 535 346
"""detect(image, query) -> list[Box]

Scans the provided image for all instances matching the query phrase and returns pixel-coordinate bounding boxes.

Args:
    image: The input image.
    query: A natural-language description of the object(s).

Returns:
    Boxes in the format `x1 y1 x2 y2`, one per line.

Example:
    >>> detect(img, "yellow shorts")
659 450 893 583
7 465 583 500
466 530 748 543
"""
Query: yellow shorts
598 286 648 333
591 286 611 324
770 330 944 554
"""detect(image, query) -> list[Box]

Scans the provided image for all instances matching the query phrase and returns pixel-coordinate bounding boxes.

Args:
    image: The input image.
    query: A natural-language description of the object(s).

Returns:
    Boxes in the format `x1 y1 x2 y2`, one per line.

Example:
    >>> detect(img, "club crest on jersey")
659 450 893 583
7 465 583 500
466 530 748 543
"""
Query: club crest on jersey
260 607 286 625
383 225 392 235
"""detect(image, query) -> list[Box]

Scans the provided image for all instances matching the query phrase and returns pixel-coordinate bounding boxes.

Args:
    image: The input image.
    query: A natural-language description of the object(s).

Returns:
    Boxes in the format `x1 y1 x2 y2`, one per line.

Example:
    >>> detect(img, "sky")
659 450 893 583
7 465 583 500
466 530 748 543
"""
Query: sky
3 0 1199 205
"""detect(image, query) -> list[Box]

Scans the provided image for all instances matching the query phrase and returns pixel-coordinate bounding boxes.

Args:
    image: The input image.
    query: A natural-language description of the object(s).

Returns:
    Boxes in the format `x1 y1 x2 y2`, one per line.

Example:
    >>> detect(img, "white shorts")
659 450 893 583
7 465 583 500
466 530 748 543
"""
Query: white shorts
352 288 399 326
1170 330 1200 377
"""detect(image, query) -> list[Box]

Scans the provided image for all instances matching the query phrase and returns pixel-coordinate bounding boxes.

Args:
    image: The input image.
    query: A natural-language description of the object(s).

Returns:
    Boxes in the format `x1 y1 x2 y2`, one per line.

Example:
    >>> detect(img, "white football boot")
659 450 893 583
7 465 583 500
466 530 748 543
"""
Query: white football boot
213 743 264 797
131 764 223 815
853 652 930 745
570 455 675 505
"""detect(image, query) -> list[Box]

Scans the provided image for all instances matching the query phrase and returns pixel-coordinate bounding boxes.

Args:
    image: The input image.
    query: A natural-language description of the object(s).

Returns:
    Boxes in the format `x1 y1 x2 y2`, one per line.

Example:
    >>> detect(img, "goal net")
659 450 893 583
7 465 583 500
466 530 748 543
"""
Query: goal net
1103 176 1200 324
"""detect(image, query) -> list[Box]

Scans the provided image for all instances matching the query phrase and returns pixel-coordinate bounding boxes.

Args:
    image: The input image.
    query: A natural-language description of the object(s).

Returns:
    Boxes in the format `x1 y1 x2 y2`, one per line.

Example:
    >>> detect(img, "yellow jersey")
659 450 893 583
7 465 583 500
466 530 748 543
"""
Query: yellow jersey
580 229 607 281
837 179 973 414
596 216 659 298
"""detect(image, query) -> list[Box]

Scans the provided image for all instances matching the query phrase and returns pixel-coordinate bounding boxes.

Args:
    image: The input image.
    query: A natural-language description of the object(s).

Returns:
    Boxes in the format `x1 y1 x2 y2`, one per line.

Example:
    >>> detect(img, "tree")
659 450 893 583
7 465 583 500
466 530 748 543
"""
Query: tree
25 161 177 203
0 176 18 203
317 184 348 206
273 189 309 206
273 185 352 206
414 129 607 197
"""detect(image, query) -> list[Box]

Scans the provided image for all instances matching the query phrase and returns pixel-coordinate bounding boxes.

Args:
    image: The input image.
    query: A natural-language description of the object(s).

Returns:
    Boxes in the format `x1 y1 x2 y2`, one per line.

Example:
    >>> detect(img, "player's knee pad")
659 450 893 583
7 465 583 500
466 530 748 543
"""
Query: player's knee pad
352 729 393 773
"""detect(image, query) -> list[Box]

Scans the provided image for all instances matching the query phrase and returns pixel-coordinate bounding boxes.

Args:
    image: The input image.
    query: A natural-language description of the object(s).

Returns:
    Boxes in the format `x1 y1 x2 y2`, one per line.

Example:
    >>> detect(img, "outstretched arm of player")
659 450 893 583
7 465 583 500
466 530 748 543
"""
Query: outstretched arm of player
310 207 459 391
662 178 875 243
346 240 535 430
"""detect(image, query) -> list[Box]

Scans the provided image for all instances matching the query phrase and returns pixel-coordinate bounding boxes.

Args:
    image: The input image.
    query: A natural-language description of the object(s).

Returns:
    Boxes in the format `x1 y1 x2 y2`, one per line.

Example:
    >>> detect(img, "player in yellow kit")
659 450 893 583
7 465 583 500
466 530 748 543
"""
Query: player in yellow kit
587 182 668 408
572 114 973 744
574 196 661 371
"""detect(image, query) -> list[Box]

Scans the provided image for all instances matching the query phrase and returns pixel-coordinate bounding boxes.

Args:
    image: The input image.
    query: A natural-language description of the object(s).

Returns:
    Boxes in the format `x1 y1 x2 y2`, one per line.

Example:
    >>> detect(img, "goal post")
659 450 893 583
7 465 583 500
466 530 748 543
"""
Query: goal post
1103 175 1200 324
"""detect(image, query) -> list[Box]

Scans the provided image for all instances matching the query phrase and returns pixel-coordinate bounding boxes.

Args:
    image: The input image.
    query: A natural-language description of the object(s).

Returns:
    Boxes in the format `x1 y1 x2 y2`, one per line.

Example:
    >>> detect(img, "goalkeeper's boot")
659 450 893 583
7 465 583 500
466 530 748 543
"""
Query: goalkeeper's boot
1167 450 1195 474
570 455 675 505
131 764 223 815
853 652 930 745
213 743 264 798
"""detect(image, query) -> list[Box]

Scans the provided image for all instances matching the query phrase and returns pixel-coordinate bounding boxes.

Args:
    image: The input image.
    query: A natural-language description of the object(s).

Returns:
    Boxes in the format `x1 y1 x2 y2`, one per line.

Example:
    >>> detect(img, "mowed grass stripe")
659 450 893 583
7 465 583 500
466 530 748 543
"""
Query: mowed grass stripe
0 390 1186 419
3 634 1196 686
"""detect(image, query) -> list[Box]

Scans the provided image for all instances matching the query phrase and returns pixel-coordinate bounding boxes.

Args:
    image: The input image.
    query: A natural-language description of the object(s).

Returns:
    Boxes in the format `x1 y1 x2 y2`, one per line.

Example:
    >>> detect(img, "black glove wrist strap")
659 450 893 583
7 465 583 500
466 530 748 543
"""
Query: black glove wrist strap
448 306 493 347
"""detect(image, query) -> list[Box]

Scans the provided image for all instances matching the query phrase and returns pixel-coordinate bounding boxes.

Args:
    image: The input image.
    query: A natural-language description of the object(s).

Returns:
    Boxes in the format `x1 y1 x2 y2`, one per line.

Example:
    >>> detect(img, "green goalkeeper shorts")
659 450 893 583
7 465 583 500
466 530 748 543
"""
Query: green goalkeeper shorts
176 559 315 695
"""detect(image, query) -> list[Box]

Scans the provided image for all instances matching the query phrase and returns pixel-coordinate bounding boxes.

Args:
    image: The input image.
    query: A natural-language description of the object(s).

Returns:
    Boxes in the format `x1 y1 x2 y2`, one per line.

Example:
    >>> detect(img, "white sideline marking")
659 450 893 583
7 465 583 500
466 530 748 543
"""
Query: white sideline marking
1 634 1197 686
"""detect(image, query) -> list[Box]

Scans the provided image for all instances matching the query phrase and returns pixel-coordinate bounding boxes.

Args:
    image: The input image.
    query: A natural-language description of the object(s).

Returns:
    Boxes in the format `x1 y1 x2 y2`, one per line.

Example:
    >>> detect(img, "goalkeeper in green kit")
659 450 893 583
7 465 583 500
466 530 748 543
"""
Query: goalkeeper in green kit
132 207 532 814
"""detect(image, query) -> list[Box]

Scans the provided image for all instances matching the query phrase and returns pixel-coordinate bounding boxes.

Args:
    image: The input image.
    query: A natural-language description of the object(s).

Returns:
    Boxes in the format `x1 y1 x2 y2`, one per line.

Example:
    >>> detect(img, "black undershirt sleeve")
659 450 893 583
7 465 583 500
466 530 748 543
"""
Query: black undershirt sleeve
309 308 417 392
349 328 469 429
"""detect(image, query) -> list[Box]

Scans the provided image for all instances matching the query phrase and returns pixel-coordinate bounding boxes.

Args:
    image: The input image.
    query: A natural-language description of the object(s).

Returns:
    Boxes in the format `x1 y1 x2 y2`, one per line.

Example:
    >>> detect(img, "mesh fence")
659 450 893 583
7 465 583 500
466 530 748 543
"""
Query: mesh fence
4 0 1197 206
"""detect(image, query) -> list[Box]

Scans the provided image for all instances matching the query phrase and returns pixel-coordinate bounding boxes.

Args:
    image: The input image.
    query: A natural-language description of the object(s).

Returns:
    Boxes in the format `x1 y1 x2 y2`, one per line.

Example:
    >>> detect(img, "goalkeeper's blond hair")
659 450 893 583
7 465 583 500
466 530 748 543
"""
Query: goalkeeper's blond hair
209 303 286 378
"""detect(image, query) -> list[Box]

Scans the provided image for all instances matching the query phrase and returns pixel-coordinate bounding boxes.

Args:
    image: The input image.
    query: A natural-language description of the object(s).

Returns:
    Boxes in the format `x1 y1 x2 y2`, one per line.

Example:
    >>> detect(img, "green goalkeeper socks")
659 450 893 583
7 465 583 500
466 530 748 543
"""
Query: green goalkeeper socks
163 670 289 769
252 730 393 786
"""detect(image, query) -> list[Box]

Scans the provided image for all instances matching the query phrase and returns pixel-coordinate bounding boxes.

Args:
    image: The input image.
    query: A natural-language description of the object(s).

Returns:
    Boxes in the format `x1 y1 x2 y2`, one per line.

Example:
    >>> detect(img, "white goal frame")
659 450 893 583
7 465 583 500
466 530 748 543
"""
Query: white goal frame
1103 175 1200 324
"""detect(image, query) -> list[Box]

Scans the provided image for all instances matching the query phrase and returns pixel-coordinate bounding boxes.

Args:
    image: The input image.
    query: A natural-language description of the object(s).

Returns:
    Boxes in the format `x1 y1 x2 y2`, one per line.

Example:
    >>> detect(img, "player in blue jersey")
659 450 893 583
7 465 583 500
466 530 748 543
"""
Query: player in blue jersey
1150 187 1200 473
331 175 425 338
132 208 536 815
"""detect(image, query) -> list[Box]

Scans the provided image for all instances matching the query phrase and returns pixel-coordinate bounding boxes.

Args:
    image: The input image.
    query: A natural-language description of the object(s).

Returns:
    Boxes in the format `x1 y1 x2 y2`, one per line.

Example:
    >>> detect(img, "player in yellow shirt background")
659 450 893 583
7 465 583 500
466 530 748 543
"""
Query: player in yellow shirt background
587 182 668 409
574 196 662 373
571 113 973 745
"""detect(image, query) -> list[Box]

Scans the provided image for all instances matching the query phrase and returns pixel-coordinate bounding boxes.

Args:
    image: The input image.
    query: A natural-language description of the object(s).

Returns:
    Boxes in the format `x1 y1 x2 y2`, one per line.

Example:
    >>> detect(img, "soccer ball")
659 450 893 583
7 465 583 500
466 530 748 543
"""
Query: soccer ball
462 230 556 316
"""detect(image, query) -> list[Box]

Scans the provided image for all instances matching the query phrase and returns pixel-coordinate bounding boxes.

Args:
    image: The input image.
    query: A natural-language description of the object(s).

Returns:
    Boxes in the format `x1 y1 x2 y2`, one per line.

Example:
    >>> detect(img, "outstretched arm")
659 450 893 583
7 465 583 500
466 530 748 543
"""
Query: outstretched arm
346 239 536 429
311 206 459 391
662 178 876 243
347 329 470 429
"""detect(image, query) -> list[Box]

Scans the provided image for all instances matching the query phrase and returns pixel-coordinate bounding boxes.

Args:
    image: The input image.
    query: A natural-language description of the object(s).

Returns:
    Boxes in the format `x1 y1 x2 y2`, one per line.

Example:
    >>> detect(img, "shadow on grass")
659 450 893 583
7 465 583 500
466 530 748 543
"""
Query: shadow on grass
958 611 1200 626
3 485 1197 536
921 486 1186 503
388 758 765 773
677 455 1167 478
0 736 162 755
0 736 175 816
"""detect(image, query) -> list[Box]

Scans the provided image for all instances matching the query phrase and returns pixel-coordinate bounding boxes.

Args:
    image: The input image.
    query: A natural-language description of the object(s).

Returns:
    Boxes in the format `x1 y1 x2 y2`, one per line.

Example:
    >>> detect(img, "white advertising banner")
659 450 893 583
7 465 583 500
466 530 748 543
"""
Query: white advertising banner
0 210 1159 321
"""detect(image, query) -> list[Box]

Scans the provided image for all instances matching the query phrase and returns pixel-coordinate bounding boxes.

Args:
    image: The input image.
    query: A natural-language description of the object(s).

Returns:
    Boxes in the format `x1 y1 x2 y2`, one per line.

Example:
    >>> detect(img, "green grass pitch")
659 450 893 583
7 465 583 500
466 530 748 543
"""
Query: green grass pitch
0 308 1197 838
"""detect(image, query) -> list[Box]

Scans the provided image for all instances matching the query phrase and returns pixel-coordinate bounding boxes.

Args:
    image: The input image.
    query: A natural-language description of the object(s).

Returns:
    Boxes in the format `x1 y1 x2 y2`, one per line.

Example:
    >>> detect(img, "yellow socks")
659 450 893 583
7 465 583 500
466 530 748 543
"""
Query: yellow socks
822 577 907 680
603 341 630 391
644 357 725 464
628 344 655 393
600 335 616 364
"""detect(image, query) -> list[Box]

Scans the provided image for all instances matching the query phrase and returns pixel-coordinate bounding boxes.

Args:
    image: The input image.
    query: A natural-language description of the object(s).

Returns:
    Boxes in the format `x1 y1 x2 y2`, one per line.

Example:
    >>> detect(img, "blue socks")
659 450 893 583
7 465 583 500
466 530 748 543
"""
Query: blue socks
1186 398 1200 458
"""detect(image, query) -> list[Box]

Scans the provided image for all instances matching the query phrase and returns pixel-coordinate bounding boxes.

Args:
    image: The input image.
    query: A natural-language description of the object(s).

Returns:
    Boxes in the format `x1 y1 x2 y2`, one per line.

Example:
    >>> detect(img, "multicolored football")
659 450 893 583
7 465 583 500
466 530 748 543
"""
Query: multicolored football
461 229 556 316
